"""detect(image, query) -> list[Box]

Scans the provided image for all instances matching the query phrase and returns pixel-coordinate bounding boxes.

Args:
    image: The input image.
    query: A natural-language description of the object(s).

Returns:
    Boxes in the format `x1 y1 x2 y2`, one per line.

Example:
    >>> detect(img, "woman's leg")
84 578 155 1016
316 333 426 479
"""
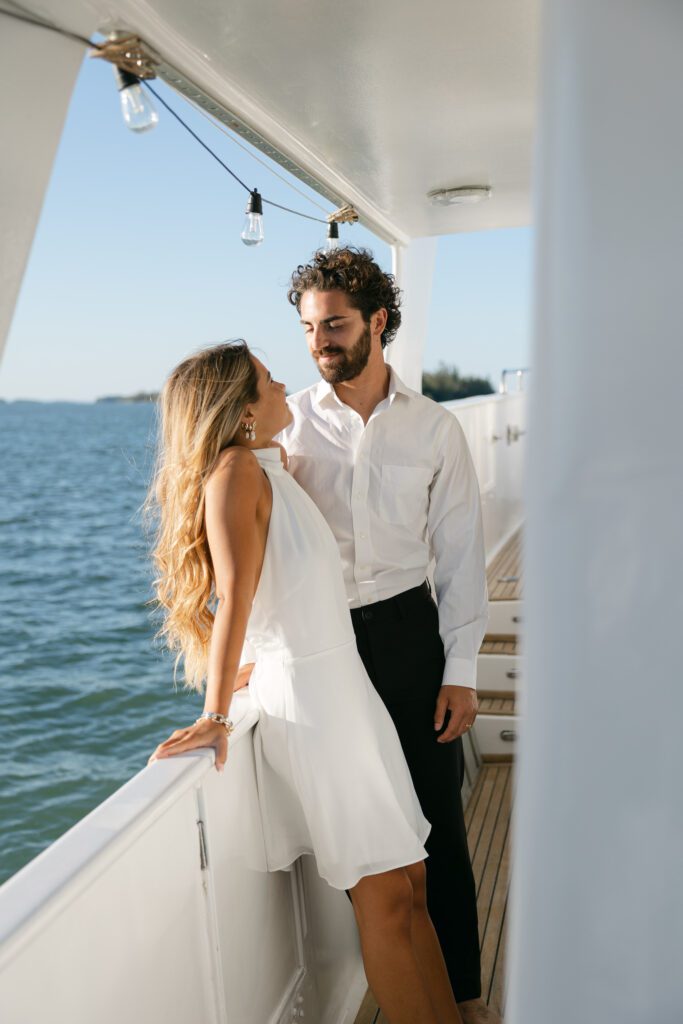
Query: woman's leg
404 860 463 1024
349 865 462 1024
350 866 437 1024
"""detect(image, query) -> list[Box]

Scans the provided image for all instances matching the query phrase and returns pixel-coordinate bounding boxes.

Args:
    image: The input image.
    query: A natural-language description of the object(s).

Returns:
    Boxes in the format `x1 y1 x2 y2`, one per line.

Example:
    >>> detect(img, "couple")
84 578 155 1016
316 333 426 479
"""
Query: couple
147 248 492 1024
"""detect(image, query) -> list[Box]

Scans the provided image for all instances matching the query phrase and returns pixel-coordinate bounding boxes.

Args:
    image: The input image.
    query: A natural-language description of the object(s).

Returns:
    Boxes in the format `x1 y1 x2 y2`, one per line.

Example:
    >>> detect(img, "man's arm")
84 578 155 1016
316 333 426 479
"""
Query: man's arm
427 414 489 742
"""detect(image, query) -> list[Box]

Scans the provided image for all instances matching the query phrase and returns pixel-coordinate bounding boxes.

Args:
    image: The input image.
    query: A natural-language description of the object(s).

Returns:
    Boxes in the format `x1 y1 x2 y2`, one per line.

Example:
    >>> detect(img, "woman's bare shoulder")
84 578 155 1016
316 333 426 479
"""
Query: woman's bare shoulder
205 446 263 498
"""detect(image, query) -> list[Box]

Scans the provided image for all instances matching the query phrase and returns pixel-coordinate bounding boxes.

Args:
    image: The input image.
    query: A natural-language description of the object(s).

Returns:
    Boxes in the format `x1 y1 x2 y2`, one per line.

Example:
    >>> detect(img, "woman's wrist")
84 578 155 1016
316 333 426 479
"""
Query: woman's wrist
197 710 235 735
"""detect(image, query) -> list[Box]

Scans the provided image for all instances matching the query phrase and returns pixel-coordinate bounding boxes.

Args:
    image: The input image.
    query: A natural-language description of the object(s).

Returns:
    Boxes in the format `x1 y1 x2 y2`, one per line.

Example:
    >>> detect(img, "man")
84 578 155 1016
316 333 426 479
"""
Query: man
279 247 495 1024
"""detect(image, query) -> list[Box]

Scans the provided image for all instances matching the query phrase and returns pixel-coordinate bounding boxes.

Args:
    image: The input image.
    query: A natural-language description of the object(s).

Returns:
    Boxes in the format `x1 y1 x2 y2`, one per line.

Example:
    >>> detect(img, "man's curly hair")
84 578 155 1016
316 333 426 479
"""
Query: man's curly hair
287 247 402 348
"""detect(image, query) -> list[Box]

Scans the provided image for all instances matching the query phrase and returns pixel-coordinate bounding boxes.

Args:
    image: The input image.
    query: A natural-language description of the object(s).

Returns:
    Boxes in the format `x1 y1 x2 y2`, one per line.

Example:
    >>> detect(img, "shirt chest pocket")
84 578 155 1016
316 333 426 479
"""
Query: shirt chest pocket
379 464 433 528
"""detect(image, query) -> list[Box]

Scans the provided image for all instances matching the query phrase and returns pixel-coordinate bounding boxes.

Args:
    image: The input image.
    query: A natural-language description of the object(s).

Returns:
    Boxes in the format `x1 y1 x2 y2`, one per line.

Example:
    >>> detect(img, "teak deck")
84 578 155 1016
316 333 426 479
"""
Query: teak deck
353 764 513 1023
478 696 516 716
486 528 523 603
480 637 518 656
354 529 520 1022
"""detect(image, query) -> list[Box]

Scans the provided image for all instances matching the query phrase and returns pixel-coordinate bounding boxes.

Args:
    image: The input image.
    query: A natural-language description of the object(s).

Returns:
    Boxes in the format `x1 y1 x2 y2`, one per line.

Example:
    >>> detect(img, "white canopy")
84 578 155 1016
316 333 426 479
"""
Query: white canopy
42 0 538 243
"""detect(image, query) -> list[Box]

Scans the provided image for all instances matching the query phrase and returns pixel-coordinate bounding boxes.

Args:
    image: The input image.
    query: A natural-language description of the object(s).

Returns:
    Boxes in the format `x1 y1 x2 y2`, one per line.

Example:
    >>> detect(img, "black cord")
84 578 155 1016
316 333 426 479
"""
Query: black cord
0 5 100 49
262 196 329 225
0 5 335 228
142 82 329 225
143 82 252 194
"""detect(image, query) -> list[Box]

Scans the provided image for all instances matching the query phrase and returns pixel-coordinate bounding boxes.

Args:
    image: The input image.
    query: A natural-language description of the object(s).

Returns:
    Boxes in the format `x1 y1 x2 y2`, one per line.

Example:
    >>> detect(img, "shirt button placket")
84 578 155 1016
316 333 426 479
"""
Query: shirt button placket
352 427 375 605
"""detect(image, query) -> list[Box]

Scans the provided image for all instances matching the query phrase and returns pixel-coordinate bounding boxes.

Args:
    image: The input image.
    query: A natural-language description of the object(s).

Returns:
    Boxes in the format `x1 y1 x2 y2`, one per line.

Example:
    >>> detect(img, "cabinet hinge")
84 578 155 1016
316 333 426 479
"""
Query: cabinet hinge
197 818 209 870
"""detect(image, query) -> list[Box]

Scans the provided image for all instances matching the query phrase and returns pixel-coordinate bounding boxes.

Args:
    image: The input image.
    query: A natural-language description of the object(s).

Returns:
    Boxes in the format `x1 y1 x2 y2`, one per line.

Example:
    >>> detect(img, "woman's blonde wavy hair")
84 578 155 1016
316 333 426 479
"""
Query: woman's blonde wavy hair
144 340 259 691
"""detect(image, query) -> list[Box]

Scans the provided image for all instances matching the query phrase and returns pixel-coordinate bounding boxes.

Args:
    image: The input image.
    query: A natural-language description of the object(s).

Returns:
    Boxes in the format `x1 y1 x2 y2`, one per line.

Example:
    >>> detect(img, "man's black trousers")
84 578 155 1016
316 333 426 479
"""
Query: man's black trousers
349 581 482 1004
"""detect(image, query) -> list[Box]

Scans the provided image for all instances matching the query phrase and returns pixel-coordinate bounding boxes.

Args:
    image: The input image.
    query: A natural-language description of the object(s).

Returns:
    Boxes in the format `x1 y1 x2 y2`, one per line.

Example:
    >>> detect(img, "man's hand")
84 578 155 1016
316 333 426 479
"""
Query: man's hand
434 685 478 743
234 662 255 690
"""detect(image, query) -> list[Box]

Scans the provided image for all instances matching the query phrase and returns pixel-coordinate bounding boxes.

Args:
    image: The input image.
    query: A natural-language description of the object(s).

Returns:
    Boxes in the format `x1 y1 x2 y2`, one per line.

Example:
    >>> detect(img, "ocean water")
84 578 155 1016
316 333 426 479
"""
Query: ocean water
0 401 204 885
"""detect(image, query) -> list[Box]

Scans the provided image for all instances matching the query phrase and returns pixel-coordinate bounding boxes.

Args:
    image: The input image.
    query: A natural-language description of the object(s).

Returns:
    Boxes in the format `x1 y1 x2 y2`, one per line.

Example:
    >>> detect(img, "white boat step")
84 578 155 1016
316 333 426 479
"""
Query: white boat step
474 714 519 760
486 599 523 637
477 652 521 693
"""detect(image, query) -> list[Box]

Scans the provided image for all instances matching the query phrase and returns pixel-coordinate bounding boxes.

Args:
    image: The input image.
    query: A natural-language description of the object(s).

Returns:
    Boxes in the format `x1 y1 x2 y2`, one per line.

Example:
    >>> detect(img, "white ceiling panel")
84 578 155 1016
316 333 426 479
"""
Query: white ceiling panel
38 0 540 241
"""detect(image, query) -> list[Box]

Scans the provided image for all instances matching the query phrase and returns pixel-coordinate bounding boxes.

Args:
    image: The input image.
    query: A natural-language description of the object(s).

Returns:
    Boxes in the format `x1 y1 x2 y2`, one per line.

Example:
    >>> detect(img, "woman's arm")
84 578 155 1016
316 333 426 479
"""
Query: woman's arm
148 449 267 771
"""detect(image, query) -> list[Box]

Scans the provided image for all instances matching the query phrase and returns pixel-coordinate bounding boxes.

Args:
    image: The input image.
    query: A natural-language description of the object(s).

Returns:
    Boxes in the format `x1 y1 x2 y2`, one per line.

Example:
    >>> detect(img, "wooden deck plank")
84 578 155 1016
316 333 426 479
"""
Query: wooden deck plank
487 527 524 601
469 764 512 1013
354 764 513 1024
487 527 522 576
465 767 499 858
479 638 519 655
479 823 511 1012
481 633 519 647
489 902 508 1013
487 537 516 580
474 771 511 917
478 690 516 702
470 769 509 895
463 762 488 831
478 696 516 715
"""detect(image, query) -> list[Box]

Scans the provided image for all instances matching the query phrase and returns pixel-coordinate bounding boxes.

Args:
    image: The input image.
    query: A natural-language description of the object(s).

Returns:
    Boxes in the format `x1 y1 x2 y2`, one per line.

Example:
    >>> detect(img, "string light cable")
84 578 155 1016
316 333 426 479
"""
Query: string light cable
0 4 359 245
181 90 331 216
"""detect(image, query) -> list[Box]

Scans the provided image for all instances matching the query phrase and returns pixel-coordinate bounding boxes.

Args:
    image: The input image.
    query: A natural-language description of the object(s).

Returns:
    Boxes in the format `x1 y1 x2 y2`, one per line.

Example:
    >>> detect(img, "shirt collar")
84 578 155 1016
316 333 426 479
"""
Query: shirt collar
313 364 412 412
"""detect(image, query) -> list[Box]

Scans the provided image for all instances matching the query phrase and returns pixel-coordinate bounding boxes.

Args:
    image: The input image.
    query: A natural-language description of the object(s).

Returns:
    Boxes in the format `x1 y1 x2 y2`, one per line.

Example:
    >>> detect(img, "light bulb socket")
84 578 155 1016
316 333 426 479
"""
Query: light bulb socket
245 189 263 215
327 221 339 240
115 67 141 92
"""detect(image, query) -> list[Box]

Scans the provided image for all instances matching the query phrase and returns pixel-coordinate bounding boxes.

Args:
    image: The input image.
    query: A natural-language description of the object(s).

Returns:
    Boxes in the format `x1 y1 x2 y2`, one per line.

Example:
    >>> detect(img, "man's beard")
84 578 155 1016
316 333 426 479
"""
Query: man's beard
314 322 372 383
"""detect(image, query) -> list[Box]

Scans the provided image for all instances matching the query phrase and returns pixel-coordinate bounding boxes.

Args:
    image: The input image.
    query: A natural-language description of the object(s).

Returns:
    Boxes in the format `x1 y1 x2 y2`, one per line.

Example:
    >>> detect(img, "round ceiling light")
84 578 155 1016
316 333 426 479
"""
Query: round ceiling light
427 186 492 206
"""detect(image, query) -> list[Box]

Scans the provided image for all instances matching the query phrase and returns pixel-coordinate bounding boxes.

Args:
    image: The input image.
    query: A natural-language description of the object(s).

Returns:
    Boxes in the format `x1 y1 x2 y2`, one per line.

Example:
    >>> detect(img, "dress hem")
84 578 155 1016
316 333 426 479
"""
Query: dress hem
267 822 432 891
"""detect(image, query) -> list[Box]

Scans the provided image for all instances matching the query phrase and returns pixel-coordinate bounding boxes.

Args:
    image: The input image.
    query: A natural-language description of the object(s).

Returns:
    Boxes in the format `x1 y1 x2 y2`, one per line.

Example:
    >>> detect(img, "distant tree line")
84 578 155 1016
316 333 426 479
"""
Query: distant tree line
95 365 494 405
96 392 159 404
421 364 494 402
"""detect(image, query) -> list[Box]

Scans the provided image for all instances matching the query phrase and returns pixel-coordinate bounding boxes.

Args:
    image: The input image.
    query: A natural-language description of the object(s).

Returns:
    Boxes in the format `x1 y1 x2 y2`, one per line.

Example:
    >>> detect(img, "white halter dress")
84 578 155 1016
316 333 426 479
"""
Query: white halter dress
245 447 431 890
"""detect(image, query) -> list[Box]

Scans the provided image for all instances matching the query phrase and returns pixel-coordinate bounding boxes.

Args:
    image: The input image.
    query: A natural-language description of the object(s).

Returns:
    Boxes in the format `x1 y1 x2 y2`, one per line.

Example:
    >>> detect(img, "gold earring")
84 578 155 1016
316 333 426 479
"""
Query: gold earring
241 420 256 442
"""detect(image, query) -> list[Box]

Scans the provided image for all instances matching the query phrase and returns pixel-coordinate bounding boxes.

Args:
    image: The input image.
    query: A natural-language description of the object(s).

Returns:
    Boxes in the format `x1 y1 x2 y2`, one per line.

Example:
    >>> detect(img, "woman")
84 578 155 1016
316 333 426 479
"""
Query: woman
147 341 463 1024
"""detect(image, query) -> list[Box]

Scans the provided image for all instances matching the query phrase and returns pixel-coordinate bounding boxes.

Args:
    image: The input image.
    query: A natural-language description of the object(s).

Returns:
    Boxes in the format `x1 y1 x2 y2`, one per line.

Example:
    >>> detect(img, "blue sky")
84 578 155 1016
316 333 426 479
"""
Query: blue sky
1 54 532 402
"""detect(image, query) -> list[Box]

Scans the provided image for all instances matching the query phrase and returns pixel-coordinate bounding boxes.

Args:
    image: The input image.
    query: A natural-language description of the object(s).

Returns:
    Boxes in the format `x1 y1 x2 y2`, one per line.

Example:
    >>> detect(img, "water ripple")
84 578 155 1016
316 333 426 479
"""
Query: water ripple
0 403 203 883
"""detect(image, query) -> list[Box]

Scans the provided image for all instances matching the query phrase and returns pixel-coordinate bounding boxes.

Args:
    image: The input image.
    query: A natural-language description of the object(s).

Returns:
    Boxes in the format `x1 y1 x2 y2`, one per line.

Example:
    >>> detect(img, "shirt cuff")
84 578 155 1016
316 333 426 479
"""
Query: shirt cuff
442 655 478 690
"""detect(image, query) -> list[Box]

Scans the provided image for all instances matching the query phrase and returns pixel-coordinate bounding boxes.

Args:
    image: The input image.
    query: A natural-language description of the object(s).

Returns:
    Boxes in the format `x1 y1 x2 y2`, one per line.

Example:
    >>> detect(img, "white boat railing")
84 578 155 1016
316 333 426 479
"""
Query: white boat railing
0 392 526 1024
0 689 367 1024
445 391 527 559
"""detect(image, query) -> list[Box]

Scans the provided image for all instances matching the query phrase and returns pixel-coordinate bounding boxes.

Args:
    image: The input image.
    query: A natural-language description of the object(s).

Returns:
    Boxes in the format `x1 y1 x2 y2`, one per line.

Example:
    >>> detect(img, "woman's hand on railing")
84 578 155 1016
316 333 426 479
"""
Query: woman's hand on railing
147 717 229 772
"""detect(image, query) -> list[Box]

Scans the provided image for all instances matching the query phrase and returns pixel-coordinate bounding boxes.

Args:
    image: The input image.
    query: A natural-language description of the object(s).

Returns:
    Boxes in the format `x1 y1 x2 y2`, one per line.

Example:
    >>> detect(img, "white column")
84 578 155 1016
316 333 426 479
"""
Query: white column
0 16 83 362
508 2 683 1022
387 237 437 391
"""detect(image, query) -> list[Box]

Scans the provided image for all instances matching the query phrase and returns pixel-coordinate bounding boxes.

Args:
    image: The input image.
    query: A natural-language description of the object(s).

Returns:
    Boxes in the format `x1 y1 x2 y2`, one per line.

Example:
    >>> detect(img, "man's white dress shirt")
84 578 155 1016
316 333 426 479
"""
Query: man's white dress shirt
279 367 488 689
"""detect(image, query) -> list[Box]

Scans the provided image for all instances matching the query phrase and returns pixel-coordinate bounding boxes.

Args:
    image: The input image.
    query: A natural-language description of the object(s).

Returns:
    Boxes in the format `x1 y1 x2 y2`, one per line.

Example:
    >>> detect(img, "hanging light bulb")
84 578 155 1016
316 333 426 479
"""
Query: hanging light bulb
241 190 264 246
326 221 340 251
114 67 158 132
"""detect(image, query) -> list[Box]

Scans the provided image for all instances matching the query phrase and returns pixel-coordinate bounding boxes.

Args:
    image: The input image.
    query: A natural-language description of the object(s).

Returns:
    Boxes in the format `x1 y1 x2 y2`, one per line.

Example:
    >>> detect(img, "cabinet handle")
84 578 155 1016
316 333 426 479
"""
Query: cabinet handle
500 730 516 742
